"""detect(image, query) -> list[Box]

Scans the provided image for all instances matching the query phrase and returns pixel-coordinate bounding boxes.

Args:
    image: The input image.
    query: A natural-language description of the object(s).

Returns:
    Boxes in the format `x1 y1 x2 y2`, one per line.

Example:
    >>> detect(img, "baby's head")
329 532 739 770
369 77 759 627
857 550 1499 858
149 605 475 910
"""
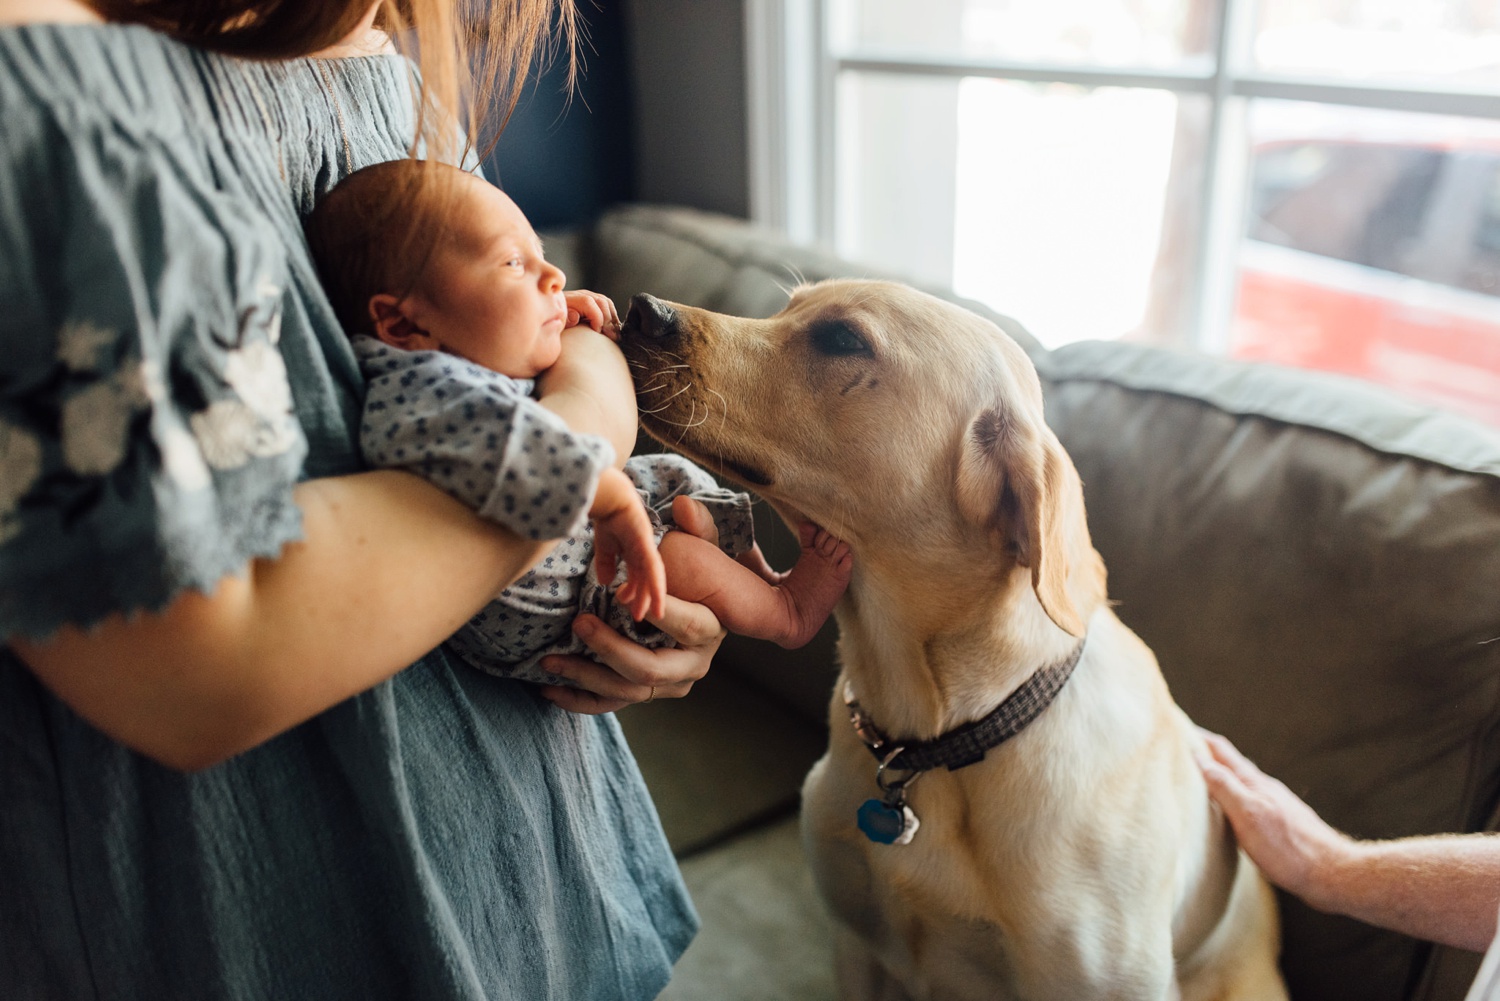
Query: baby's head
307 159 569 379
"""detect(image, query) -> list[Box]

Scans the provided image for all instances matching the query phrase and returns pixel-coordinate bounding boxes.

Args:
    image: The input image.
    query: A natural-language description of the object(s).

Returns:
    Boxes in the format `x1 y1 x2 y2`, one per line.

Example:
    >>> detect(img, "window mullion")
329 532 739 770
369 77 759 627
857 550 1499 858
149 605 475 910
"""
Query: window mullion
1187 0 1257 351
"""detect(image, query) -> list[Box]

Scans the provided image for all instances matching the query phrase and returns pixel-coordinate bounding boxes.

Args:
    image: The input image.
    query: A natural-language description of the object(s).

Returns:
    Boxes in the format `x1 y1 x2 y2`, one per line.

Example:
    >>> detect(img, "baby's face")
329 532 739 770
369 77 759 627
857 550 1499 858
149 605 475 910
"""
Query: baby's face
407 178 568 379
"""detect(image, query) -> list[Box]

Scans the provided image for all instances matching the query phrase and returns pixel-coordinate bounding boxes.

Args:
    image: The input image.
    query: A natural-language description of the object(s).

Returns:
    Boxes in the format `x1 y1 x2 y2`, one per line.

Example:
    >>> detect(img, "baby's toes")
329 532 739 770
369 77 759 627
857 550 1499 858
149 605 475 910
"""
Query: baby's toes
814 530 844 558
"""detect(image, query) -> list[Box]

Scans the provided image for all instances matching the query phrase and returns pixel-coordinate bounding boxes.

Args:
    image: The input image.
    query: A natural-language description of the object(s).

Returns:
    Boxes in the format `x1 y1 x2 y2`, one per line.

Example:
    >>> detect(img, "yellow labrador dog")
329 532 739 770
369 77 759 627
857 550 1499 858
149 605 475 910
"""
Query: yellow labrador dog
619 280 1287 1001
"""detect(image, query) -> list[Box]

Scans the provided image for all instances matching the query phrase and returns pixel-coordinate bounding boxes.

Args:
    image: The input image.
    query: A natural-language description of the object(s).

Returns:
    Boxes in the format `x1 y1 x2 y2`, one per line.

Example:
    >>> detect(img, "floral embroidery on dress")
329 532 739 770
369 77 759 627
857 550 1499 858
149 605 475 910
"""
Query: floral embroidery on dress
223 340 293 420
56 318 118 372
0 420 42 545
60 362 152 476
158 425 212 492
188 332 298 471
190 399 288 469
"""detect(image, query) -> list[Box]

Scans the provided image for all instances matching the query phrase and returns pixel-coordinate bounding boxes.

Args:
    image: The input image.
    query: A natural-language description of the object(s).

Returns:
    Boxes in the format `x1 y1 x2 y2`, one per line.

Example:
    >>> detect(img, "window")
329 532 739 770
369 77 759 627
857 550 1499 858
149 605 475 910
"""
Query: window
747 0 1500 425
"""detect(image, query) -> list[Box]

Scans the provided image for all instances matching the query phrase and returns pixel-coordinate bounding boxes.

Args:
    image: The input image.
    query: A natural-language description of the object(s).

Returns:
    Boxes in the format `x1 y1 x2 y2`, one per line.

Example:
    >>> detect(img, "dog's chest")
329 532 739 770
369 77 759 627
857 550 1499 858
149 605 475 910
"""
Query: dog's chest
827 851 1164 1001
806 732 1183 999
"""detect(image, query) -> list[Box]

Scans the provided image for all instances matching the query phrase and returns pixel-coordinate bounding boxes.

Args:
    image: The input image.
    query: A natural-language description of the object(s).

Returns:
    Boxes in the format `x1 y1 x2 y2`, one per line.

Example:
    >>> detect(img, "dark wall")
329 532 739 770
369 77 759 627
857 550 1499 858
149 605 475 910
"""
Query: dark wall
484 0 750 229
484 0 637 230
624 0 748 218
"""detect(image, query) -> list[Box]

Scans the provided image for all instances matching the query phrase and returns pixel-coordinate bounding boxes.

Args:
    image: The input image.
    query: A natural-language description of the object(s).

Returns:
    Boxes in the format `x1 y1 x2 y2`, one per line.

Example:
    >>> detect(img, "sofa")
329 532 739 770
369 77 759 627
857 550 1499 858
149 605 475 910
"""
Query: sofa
543 204 1500 1001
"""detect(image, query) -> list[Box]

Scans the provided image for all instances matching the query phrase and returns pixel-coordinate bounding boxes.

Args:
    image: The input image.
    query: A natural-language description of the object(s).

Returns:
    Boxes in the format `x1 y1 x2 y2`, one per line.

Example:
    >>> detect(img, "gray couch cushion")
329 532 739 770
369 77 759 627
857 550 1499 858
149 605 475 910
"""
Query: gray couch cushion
1042 341 1500 1001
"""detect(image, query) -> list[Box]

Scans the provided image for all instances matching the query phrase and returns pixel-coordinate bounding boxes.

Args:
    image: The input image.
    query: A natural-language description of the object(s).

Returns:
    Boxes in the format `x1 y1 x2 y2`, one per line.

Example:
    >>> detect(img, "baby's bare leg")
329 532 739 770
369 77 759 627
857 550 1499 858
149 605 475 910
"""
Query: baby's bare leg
658 528 852 649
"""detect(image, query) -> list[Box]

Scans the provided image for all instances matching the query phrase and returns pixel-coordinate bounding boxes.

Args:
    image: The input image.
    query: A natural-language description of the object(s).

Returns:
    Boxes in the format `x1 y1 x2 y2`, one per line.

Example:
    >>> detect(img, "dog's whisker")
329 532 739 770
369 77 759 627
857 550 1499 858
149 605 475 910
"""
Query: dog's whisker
655 383 692 405
673 401 697 444
704 386 729 432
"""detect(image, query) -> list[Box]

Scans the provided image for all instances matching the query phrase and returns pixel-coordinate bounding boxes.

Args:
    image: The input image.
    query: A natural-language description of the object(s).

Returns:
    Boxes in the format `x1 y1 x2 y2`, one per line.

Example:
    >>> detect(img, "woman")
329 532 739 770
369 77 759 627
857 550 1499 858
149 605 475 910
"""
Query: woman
0 1 726 996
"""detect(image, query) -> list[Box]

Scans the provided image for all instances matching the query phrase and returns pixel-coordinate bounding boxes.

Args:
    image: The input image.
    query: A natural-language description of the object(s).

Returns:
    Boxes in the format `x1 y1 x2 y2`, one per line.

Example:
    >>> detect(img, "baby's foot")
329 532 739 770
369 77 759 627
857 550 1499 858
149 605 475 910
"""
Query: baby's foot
774 525 854 649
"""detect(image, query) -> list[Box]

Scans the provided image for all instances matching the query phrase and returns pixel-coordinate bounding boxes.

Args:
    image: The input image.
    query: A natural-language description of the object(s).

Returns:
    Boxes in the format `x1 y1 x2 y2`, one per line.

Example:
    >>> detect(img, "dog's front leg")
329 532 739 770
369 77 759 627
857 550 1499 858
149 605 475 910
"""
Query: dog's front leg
833 926 917 1001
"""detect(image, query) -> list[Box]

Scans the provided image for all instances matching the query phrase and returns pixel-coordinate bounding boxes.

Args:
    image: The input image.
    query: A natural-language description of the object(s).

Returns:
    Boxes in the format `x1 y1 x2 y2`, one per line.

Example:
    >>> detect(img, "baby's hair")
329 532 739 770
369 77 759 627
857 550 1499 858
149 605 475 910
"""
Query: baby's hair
305 158 471 336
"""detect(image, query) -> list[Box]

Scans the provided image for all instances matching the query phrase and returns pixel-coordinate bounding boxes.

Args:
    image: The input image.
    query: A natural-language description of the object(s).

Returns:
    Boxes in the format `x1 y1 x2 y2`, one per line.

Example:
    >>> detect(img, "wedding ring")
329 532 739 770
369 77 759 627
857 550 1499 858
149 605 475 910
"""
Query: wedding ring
645 686 656 704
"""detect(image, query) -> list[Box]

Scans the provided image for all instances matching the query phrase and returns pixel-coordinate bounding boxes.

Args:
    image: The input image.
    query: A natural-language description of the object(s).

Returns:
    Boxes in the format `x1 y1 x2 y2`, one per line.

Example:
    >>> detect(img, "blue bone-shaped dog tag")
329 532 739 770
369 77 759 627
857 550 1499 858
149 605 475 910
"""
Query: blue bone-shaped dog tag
857 798 919 845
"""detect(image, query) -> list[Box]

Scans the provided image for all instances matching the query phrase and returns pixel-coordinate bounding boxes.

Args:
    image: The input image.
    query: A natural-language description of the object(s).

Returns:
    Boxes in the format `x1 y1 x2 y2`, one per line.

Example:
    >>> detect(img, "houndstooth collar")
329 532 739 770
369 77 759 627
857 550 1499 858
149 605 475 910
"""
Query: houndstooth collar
844 636 1088 774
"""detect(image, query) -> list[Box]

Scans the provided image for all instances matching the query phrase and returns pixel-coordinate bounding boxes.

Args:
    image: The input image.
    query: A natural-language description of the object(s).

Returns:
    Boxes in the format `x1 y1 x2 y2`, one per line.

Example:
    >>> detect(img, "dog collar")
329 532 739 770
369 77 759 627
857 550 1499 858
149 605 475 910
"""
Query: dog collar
844 635 1088 774
845 636 1087 846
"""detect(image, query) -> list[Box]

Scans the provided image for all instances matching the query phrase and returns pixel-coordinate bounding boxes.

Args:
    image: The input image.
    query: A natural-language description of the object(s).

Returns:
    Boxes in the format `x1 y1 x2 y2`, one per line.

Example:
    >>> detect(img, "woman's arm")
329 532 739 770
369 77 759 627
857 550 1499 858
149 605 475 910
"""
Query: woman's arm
1198 730 1500 952
11 471 550 772
536 325 638 468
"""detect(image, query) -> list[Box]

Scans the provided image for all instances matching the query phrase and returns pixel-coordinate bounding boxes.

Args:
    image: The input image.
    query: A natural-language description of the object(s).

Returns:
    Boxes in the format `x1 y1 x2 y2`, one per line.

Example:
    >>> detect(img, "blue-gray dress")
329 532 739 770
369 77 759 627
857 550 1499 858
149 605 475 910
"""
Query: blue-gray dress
0 23 696 1000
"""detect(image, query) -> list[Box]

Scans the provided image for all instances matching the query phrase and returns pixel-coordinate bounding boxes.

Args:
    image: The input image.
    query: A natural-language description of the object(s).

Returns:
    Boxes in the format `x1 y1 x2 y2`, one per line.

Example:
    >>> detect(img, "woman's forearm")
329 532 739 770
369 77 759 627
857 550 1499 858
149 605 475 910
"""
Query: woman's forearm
1312 834 1500 952
10 470 550 771
537 326 638 465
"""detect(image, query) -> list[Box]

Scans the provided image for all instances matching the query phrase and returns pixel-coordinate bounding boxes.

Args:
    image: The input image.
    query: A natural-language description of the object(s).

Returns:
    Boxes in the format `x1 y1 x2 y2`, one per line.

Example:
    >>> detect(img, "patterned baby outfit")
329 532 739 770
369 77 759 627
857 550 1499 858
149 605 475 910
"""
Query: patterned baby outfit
354 336 756 684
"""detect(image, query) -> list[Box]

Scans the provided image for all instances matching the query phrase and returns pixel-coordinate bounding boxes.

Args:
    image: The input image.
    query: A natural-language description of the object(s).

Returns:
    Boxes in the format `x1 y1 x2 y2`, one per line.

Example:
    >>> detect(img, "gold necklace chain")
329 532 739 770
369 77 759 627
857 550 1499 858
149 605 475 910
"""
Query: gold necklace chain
314 59 356 177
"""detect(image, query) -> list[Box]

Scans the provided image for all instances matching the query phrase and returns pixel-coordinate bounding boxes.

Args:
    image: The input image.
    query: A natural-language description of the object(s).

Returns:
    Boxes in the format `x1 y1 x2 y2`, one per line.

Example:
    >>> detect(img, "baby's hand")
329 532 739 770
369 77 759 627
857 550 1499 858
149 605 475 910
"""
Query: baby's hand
566 290 622 340
590 467 666 622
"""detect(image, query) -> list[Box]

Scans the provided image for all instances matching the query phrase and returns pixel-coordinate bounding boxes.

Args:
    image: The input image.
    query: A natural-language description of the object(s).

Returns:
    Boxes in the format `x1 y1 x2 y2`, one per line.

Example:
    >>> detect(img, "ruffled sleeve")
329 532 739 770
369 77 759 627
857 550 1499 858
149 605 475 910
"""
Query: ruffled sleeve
353 337 613 541
0 105 307 639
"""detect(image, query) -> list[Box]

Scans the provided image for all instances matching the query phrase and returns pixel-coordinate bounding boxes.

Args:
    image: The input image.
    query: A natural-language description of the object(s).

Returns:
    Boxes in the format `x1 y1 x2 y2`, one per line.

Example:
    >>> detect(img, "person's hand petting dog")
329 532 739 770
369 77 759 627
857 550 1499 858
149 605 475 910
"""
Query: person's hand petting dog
1197 729 1500 953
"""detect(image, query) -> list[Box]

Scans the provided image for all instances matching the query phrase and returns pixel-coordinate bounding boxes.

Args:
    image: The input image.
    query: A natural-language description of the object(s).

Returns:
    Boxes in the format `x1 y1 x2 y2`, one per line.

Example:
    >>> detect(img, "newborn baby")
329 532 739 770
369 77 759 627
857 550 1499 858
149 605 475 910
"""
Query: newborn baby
305 159 851 684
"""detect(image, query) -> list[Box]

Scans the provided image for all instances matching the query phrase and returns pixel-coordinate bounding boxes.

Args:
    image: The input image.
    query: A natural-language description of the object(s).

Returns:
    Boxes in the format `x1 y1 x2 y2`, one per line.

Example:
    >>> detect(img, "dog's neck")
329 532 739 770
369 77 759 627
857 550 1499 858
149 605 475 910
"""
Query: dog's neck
836 548 1095 742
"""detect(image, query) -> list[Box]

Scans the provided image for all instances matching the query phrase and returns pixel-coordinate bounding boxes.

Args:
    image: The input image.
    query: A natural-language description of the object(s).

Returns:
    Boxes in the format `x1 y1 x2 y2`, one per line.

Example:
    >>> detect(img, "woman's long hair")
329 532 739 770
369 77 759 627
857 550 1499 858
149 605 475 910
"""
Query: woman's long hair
92 1 579 329
89 0 578 165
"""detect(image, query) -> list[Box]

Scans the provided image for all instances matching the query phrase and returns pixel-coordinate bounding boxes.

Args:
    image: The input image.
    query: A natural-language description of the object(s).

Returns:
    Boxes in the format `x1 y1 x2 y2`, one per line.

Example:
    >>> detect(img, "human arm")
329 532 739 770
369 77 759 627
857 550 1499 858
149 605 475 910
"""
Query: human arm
536 324 637 468
1197 730 1500 952
11 471 551 772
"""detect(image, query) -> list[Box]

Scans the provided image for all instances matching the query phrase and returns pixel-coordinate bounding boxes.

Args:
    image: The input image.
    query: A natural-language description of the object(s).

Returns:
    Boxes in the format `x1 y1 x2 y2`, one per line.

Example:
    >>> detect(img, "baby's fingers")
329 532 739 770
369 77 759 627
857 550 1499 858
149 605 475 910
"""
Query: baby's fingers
565 291 617 337
593 532 620 590
593 504 665 621
619 541 667 622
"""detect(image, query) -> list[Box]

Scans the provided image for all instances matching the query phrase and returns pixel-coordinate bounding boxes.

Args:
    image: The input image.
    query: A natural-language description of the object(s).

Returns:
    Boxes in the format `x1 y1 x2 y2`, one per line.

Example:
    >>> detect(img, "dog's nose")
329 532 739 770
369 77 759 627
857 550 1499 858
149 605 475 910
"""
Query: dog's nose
624 293 678 341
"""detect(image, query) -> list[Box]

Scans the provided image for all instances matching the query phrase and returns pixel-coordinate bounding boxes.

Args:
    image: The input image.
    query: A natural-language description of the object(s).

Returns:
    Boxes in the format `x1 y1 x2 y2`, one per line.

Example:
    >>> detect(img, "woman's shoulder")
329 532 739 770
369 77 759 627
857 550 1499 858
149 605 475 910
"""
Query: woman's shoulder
0 19 206 155
0 0 101 28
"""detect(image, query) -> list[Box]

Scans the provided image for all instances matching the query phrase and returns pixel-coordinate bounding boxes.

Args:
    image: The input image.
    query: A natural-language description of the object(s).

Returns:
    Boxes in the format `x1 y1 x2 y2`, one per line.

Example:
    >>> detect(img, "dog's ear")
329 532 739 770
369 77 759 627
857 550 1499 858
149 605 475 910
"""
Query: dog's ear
956 404 1086 637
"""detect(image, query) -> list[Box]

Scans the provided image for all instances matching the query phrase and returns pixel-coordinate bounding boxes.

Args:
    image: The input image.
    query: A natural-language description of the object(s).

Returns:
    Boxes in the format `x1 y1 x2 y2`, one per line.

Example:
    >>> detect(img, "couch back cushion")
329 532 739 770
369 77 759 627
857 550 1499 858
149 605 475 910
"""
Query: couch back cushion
1041 341 1500 1001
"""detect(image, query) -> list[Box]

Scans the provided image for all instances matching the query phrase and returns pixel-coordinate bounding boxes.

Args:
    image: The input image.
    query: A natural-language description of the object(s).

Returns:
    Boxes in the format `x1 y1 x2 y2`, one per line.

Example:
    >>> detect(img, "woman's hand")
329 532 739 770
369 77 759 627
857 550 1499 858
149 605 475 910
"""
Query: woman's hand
537 596 726 714
539 496 728 713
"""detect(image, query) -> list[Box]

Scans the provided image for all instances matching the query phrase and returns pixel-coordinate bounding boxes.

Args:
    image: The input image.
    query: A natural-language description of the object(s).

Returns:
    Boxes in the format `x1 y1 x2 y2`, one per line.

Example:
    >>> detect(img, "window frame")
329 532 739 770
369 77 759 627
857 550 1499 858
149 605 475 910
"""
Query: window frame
745 0 1500 350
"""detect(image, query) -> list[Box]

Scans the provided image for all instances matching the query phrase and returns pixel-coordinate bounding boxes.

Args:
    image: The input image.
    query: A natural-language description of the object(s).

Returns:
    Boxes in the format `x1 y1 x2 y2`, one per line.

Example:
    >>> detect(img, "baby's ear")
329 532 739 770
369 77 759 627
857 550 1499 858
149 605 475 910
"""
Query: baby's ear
368 294 431 350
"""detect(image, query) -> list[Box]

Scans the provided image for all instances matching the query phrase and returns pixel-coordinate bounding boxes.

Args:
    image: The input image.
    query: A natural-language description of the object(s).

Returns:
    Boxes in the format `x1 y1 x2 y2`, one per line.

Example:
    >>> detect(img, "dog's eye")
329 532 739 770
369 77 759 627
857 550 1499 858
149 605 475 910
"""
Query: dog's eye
809 321 871 357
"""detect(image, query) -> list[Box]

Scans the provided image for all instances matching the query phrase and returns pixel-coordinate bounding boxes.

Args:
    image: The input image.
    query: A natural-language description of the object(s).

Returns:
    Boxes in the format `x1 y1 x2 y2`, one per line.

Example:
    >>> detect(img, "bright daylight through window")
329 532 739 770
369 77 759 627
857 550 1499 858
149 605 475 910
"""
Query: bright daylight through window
748 0 1500 425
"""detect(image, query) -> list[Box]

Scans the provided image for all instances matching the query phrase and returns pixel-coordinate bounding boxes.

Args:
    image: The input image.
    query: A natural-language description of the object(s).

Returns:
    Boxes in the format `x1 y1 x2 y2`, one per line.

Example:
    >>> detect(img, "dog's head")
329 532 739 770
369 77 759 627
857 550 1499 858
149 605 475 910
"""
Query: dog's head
620 279 1103 638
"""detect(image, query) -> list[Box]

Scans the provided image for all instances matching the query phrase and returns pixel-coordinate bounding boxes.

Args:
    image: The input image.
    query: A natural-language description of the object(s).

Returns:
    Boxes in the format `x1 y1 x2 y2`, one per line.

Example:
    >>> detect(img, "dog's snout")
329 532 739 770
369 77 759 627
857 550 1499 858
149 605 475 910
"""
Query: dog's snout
624 293 678 341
